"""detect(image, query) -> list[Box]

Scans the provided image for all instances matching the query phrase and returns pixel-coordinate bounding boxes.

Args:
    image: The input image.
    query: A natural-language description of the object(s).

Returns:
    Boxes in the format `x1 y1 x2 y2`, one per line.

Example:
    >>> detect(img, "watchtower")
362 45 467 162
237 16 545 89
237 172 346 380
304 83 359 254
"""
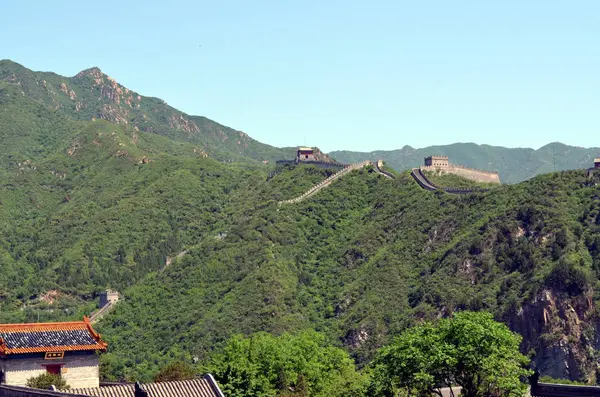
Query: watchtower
424 156 449 167
297 147 317 162
594 158 600 168
99 290 119 308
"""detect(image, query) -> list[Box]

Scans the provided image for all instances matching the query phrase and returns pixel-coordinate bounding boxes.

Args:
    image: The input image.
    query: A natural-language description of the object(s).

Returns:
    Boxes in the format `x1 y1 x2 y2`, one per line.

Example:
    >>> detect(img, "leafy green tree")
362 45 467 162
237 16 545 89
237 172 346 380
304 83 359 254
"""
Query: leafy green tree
369 311 531 397
26 373 70 390
206 331 367 397
153 361 197 382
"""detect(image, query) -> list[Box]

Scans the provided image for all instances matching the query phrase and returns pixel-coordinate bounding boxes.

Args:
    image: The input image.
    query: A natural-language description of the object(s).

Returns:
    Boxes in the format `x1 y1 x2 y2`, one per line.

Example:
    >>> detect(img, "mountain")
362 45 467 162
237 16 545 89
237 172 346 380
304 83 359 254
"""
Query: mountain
0 59 295 163
1 60 600 386
97 165 600 383
329 143 600 183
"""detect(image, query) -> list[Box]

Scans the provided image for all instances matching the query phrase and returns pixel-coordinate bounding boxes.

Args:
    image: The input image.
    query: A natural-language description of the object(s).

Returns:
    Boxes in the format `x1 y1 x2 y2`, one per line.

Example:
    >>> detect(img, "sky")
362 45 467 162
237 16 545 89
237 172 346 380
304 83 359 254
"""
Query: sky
1 1 599 152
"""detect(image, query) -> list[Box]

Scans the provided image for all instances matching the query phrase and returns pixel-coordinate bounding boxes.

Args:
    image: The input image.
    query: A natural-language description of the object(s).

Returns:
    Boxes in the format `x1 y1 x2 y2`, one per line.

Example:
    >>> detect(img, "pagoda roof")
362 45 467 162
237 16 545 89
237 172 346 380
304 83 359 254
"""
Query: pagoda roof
0 316 107 355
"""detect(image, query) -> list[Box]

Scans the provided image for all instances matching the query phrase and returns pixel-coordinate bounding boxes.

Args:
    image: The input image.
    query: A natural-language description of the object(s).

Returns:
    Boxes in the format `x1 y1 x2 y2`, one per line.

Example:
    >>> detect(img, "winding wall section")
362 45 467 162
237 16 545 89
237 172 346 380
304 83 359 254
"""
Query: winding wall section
279 161 371 204
89 300 118 324
411 168 489 194
373 160 394 179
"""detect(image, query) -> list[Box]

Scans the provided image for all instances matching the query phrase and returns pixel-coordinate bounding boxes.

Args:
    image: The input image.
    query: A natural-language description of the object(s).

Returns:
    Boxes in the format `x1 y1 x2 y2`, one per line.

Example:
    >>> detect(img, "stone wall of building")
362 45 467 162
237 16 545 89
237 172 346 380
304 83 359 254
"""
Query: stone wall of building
420 165 501 184
1 354 99 389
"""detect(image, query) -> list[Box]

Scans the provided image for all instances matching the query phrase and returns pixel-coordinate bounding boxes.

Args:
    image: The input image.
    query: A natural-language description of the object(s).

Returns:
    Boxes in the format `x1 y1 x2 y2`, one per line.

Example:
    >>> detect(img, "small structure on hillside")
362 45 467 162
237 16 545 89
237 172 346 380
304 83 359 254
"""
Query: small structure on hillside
0 317 107 388
99 290 119 309
273 147 344 176
424 156 449 167
587 157 600 179
297 147 317 162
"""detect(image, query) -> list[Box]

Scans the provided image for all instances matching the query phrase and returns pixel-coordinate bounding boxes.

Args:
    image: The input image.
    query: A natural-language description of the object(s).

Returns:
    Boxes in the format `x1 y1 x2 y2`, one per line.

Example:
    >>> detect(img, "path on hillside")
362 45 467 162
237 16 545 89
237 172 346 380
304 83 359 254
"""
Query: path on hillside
279 160 372 204
163 250 188 272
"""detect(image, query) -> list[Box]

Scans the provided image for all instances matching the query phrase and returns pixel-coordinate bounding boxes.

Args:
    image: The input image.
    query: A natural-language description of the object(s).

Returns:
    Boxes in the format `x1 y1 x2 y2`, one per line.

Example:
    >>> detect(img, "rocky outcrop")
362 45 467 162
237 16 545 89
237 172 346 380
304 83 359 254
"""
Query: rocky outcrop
506 288 596 381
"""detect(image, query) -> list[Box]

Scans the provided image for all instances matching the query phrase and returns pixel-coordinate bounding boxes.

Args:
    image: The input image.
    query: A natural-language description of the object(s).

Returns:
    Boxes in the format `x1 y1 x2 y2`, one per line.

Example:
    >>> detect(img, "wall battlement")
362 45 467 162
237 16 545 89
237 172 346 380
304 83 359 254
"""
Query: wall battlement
420 164 501 184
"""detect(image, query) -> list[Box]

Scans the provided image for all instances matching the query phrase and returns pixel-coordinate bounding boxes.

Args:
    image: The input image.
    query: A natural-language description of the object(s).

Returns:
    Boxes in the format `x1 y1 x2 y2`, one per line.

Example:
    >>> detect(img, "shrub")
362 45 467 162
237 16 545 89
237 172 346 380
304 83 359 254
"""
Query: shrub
153 361 196 382
26 373 69 390
544 261 591 296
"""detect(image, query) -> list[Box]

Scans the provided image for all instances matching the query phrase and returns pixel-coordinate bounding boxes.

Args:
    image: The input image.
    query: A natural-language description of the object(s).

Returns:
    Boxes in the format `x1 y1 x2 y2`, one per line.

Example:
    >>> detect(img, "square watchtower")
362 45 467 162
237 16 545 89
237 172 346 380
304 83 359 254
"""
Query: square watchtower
297 147 317 162
424 156 449 167
99 290 119 308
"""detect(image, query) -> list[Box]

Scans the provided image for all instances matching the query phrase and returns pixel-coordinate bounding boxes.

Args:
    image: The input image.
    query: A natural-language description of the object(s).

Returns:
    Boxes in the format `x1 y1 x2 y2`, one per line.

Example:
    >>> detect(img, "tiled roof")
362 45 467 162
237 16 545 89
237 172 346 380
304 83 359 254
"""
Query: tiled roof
0 317 107 355
65 377 224 397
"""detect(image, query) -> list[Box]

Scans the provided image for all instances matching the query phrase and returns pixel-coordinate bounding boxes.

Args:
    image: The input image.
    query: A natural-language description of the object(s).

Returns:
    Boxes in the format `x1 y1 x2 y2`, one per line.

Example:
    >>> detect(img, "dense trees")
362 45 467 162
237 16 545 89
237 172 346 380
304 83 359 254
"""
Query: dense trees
369 312 530 397
206 331 367 397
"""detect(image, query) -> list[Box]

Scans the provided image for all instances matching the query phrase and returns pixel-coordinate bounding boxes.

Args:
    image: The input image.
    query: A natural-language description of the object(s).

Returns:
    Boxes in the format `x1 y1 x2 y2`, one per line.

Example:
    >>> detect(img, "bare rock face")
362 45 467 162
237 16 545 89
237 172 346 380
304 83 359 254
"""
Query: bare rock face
505 288 596 381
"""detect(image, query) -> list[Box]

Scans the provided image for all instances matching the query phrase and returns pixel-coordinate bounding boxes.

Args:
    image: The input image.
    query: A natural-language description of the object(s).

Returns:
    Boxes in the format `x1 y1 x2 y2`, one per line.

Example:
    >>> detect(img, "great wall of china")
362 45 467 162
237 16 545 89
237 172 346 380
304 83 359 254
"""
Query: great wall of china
278 161 371 204
276 152 500 205
411 168 490 194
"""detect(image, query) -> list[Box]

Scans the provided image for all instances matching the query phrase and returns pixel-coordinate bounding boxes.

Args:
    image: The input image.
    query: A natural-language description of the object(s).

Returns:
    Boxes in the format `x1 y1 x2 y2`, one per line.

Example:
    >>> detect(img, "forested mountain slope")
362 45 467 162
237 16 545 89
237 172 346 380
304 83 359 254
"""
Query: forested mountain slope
98 164 600 383
330 142 600 183
0 79 262 322
0 59 294 163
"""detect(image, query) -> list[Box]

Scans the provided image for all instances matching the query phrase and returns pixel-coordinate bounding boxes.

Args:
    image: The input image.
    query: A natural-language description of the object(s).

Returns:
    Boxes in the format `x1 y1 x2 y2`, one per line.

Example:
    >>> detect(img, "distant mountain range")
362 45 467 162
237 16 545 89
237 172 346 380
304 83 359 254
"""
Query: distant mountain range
330 143 600 183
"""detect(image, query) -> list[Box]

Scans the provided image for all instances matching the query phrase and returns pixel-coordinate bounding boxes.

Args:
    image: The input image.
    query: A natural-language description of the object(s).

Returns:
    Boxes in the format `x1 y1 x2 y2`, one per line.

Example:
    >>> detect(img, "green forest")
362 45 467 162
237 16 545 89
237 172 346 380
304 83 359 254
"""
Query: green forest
2 60 600 395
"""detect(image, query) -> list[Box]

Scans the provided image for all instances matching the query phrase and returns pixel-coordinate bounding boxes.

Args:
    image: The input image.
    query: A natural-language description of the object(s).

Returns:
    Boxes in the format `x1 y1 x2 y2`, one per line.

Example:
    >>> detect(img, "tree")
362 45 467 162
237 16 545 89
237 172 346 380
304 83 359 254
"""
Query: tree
205 330 367 397
26 373 70 390
153 361 197 382
369 311 531 397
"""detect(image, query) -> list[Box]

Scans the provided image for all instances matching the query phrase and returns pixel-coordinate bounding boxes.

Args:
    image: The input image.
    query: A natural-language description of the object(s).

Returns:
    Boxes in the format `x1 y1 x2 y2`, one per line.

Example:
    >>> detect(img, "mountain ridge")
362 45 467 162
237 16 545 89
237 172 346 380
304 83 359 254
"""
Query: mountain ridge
0 59 295 164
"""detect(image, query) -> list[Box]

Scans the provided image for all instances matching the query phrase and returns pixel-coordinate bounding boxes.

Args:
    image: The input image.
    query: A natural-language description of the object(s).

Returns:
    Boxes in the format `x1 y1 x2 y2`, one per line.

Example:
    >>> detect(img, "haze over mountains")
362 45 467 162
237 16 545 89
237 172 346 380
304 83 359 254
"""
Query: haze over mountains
2 60 600 385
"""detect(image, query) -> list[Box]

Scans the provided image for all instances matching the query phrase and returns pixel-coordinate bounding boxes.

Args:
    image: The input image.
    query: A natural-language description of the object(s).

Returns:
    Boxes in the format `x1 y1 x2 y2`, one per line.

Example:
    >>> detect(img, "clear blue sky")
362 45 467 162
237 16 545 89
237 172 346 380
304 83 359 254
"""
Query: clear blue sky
1 1 599 152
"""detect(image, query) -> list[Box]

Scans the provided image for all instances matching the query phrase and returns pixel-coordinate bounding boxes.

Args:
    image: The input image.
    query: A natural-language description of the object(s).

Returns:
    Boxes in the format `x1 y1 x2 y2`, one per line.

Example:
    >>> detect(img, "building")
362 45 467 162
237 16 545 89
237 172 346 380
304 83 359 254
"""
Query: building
64 377 225 397
98 290 119 309
424 156 449 167
296 147 317 162
0 317 107 388
595 158 600 168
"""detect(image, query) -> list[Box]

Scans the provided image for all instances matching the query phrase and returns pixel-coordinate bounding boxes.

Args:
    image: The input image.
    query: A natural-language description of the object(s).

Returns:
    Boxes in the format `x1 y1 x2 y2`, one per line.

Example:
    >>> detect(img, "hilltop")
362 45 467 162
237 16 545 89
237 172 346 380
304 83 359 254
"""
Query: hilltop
0 59 295 164
330 142 600 183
